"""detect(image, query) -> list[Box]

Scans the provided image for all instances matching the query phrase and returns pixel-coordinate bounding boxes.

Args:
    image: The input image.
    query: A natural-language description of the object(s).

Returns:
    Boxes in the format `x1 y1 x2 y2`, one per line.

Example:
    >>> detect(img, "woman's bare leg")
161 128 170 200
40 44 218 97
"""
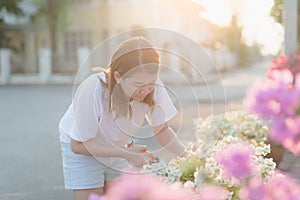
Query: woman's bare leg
73 188 104 200
104 180 115 193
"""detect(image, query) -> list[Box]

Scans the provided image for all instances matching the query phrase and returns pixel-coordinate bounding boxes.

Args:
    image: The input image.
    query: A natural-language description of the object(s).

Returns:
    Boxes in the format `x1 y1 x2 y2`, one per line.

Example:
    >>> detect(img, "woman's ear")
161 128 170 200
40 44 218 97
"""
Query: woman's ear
113 71 121 83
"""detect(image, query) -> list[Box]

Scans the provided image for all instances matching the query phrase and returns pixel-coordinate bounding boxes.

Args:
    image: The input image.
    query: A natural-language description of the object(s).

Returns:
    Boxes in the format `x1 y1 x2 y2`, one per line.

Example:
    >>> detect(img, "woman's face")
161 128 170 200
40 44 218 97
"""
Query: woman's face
118 72 157 102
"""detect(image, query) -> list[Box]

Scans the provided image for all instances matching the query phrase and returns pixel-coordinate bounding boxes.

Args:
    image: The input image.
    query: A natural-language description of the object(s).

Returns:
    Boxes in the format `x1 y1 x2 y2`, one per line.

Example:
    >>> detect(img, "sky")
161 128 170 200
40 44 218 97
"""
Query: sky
192 0 284 55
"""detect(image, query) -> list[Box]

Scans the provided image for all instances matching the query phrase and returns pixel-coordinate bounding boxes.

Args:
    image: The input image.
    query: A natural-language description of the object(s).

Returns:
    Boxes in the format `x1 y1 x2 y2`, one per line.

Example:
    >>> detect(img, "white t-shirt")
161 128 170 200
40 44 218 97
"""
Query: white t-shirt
58 73 177 146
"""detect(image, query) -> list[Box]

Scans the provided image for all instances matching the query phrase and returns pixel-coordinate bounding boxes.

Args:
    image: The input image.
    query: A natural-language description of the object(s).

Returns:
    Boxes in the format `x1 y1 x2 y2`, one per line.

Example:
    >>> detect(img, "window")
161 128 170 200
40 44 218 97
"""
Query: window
58 31 92 73
64 31 92 60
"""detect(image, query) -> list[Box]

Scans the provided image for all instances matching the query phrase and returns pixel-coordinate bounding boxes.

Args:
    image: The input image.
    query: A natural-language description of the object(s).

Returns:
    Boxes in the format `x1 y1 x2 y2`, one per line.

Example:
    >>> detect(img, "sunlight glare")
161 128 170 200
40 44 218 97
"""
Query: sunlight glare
192 0 284 55
196 0 232 26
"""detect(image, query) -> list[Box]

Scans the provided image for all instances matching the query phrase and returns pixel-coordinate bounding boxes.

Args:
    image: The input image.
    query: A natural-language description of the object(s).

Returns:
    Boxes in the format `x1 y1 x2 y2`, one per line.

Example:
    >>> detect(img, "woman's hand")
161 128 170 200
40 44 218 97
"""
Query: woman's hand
123 144 148 167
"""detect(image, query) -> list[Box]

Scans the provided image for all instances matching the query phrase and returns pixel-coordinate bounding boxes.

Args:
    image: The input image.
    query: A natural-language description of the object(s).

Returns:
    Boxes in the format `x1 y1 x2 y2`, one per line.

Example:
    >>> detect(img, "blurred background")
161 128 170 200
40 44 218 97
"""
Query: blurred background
0 0 294 85
0 0 298 200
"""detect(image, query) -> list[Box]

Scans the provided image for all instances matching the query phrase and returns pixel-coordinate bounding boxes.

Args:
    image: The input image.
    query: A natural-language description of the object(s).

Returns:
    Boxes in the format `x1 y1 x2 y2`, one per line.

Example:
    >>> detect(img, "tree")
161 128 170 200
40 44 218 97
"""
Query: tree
33 0 72 68
221 15 259 66
270 0 283 23
0 0 24 49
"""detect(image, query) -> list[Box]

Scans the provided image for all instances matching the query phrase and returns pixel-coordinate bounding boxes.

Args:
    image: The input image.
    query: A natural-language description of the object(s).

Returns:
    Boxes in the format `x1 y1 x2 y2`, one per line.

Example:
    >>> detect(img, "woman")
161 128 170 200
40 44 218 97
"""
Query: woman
59 36 186 200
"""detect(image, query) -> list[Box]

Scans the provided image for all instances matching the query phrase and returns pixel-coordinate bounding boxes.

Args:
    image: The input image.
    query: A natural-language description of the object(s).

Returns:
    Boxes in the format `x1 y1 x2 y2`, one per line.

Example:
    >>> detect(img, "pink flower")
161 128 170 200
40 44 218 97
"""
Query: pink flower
88 193 103 200
239 176 267 200
215 142 256 180
282 136 300 155
99 173 194 200
151 182 194 200
268 68 294 85
197 185 228 200
265 172 300 200
268 51 300 83
269 116 300 154
239 171 300 200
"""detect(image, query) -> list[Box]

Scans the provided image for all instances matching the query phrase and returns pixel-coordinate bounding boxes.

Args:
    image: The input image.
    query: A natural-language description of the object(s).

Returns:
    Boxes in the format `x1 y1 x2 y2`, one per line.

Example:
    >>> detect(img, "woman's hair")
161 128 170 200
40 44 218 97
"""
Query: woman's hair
95 36 160 119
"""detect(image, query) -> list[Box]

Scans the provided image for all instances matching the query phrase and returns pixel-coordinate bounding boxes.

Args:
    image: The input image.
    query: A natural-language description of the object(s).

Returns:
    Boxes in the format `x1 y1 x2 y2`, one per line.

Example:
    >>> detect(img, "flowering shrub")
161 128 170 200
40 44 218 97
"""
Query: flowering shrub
143 111 280 199
193 110 269 148
89 110 300 200
244 51 300 155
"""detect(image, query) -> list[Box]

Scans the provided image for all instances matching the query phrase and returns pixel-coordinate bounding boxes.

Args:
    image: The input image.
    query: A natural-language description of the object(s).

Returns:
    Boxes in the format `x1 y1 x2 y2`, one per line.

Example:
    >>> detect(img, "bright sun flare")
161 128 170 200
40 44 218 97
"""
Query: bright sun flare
193 0 284 55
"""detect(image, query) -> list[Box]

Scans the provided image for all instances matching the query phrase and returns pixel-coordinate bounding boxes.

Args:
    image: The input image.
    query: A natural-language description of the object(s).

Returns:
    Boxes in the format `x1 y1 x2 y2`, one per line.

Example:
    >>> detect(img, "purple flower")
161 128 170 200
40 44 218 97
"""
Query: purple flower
269 116 299 142
244 79 285 119
269 116 300 154
244 73 300 155
215 142 256 180
244 78 300 118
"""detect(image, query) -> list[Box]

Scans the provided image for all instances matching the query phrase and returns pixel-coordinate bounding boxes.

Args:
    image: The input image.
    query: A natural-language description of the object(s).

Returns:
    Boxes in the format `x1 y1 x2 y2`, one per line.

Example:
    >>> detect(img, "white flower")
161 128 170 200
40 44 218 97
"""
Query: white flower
144 110 277 200
256 144 271 156
184 181 195 188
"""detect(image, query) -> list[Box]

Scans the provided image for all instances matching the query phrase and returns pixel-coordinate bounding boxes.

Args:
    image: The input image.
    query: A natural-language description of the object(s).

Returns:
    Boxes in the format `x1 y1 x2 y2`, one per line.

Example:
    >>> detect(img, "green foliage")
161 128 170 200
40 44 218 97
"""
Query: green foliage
0 0 23 16
179 157 203 182
270 0 300 49
221 15 261 65
33 0 72 32
223 15 241 53
0 0 24 49
270 0 283 23
32 0 72 67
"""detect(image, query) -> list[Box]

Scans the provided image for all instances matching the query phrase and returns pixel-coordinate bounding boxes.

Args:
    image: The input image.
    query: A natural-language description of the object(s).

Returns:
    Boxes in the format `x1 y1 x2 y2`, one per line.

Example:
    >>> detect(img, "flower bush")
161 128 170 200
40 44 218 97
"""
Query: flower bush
142 111 269 198
142 110 300 199
244 51 300 155
89 110 300 200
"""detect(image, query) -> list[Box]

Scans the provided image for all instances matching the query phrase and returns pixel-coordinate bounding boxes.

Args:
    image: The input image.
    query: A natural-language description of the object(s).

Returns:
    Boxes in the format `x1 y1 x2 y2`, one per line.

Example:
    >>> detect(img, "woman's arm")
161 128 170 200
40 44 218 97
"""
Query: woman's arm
153 122 186 156
71 138 124 157
71 138 148 167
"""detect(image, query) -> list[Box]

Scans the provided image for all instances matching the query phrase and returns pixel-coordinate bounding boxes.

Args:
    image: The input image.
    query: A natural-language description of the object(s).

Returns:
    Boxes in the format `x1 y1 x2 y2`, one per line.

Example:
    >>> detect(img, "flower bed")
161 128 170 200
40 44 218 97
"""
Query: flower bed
90 110 300 200
142 110 279 199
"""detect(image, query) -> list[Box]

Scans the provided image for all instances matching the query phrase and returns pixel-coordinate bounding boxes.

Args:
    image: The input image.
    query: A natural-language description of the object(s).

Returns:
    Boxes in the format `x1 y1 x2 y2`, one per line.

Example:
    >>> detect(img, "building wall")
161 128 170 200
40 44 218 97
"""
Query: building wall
1 0 230 84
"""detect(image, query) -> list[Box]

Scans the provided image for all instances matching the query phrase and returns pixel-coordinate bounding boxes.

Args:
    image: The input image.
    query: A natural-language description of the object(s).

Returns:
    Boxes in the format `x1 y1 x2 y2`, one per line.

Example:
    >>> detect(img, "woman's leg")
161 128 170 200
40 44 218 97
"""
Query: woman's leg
61 143 106 200
73 187 104 200
103 157 130 193
103 180 115 193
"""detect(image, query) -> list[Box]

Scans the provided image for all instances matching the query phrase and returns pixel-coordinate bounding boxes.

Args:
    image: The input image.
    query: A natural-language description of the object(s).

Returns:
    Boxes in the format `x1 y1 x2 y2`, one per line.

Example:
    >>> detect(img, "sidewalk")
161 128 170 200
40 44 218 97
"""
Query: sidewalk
167 59 271 103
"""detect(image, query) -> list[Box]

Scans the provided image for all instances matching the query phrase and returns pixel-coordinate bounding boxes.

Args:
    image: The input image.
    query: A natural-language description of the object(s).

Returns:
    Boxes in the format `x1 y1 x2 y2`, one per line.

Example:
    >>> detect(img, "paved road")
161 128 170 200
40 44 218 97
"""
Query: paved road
0 85 73 200
0 60 271 200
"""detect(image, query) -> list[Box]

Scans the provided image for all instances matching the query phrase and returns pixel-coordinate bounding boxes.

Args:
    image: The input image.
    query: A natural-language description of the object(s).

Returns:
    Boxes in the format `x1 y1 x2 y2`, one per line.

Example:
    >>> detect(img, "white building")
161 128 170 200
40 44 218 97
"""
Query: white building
0 0 236 85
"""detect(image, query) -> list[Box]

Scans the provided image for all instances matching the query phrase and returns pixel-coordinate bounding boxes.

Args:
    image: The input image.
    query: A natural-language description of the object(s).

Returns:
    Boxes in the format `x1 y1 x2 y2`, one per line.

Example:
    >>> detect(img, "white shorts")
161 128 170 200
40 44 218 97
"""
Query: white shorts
60 142 129 190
